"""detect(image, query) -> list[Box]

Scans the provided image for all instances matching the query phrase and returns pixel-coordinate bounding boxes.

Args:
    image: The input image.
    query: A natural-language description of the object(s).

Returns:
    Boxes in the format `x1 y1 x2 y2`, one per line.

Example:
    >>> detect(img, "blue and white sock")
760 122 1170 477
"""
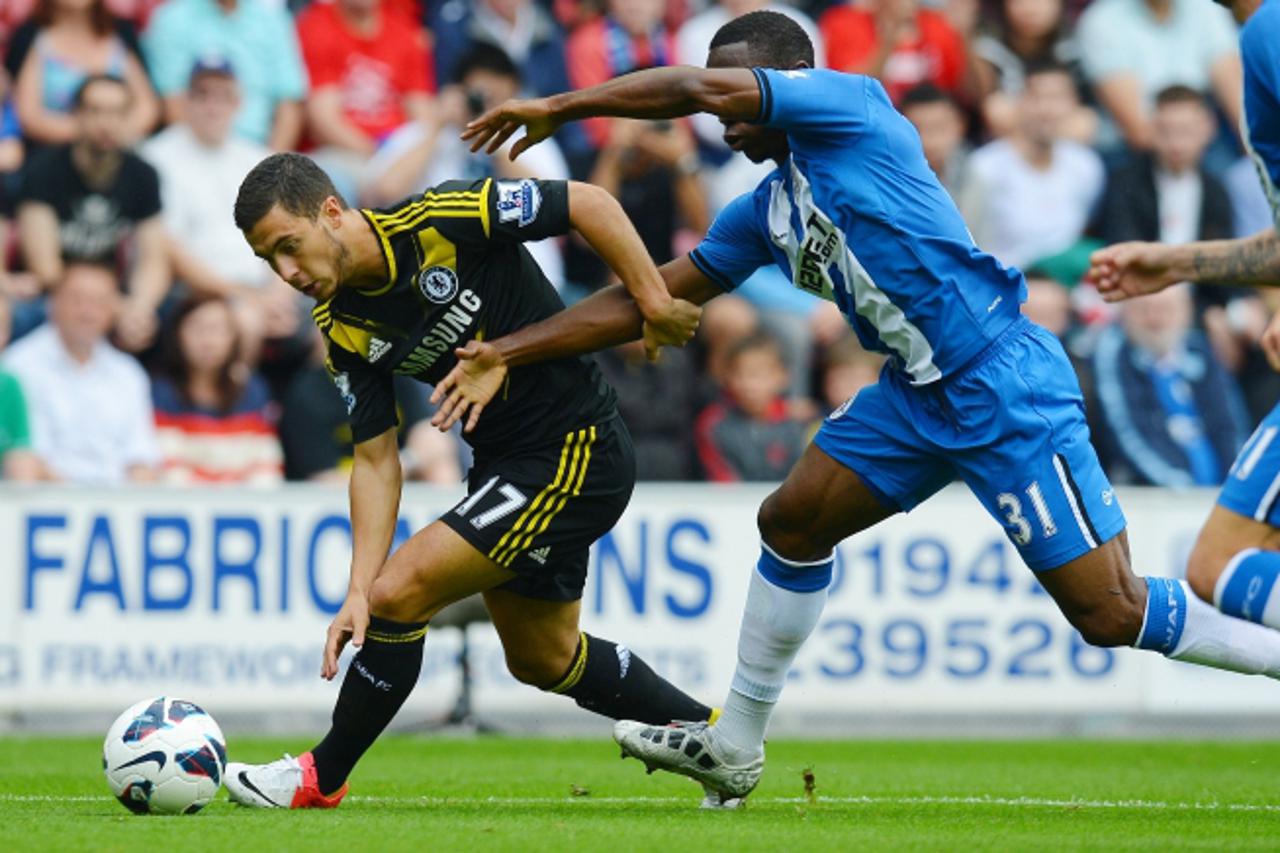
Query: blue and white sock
1214 549 1280 629
1135 576 1280 678
712 543 833 761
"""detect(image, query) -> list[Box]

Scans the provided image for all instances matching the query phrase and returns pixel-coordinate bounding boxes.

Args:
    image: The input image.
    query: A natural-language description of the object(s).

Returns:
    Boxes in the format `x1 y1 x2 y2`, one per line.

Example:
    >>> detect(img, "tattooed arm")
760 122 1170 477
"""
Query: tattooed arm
1088 229 1280 300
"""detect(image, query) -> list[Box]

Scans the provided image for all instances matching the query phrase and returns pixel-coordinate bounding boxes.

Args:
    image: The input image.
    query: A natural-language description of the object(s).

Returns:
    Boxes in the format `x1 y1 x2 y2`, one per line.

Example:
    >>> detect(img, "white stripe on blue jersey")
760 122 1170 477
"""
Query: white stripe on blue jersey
689 67 1026 384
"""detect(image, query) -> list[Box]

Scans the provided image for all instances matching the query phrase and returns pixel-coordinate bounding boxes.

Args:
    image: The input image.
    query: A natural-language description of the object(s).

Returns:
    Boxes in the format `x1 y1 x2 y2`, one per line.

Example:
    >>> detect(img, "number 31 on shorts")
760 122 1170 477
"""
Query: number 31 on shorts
997 482 1057 546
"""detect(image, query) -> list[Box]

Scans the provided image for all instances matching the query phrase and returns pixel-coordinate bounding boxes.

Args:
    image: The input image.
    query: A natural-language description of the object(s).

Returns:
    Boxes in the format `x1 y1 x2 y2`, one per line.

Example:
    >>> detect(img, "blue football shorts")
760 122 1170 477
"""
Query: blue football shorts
1218 402 1280 526
814 317 1127 571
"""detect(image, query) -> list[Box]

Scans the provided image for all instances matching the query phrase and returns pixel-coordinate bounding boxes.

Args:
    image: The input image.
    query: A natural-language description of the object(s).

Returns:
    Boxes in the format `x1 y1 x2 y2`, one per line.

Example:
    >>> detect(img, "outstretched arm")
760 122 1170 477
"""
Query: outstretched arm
1088 229 1280 299
429 257 722 432
567 181 701 358
462 66 762 159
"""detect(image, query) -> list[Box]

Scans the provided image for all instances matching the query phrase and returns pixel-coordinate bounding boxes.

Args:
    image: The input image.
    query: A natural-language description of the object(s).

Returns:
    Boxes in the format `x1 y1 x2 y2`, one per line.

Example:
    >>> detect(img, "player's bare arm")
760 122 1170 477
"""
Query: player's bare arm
323 425 402 681
565 181 702 358
462 67 762 160
430 257 721 433
1088 229 1280 300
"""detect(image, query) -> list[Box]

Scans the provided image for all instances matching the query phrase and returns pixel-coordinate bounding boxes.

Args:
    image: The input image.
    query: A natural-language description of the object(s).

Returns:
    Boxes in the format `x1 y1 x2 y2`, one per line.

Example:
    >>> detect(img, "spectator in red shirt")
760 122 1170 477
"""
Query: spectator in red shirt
820 0 971 104
565 0 676 149
296 0 435 201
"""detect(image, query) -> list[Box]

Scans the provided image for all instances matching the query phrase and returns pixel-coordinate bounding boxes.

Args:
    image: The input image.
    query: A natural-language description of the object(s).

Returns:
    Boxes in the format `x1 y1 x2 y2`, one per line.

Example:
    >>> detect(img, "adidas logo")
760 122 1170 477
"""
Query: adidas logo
528 546 551 565
368 337 392 363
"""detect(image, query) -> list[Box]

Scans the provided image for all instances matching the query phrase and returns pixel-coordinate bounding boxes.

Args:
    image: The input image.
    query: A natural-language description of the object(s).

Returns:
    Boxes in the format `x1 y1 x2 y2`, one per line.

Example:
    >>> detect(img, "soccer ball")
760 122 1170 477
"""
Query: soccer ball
102 696 227 815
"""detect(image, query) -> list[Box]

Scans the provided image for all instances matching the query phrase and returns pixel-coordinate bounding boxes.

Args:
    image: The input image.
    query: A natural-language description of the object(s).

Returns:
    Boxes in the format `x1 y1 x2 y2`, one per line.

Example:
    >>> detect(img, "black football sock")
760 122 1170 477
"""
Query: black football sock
310 616 428 795
547 633 712 724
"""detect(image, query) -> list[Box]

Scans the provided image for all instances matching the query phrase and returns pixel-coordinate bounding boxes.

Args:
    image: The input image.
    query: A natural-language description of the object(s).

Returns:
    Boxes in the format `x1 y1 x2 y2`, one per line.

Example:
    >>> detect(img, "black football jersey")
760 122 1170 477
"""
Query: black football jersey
316 178 617 455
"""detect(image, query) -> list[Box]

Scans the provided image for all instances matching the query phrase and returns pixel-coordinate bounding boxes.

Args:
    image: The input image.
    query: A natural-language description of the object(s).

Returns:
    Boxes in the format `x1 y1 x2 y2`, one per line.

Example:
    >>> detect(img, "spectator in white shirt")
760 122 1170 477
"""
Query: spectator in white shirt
961 61 1104 270
3 262 159 483
139 55 300 359
1077 0 1239 152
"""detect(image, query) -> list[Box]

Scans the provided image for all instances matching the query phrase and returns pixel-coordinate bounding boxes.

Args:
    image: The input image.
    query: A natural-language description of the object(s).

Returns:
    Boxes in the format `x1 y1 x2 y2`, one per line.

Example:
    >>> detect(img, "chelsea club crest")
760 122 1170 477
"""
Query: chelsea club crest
418 265 459 304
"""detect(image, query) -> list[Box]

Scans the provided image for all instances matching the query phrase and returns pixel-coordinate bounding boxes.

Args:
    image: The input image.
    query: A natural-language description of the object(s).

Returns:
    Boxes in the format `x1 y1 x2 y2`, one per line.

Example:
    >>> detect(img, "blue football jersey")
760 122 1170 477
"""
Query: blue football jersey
689 67 1026 384
1242 0 1280 230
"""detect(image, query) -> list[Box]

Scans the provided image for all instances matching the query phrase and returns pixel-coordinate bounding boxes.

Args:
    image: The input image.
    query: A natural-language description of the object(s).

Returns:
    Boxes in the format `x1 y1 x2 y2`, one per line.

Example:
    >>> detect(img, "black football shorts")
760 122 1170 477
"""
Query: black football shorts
441 415 636 601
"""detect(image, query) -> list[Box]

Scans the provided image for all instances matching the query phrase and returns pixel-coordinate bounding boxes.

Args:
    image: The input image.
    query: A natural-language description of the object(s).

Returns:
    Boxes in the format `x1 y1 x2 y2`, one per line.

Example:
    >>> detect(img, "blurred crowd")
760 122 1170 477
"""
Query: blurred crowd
0 0 1275 490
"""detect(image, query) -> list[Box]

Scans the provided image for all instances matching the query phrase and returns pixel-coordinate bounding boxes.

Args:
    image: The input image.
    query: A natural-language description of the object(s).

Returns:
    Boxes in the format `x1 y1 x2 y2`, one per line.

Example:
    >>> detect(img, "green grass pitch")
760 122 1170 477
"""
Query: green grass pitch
2 736 1279 851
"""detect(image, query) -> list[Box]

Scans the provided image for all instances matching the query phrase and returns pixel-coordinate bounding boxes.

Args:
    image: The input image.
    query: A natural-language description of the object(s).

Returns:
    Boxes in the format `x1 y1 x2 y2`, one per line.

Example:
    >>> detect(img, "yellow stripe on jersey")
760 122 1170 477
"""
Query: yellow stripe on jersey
380 205 484 241
359 211 400 297
373 189 483 230
370 192 484 238
489 430 580 566
499 425 596 567
477 178 492 238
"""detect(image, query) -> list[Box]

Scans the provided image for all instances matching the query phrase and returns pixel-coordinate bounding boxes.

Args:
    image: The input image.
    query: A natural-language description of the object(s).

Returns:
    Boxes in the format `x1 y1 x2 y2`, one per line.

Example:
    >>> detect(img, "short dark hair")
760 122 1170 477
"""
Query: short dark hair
234 153 346 232
72 74 129 110
453 43 521 86
709 10 814 69
899 83 958 112
1155 84 1209 110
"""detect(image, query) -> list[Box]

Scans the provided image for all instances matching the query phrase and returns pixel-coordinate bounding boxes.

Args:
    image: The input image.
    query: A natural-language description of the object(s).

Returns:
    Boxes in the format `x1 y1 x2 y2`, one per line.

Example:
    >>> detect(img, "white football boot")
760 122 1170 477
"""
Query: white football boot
225 751 347 809
614 720 762 806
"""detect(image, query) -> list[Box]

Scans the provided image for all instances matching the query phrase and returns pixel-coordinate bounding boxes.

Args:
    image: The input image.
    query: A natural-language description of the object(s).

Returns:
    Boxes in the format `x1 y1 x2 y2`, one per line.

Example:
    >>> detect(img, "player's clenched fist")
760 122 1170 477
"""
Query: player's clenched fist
1087 241 1181 303
641 297 702 361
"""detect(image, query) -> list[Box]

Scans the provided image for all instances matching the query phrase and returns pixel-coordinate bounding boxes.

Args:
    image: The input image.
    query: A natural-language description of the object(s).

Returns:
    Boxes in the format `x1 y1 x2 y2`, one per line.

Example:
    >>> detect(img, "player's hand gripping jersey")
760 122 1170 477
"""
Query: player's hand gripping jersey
690 68 1027 384
314 178 617 452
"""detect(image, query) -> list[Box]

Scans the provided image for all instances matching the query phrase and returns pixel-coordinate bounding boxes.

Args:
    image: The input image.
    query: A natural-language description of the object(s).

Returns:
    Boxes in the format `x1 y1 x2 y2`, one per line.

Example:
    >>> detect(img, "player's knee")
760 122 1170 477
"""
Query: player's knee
757 491 829 561
1186 542 1228 605
368 576 431 624
1070 602 1145 648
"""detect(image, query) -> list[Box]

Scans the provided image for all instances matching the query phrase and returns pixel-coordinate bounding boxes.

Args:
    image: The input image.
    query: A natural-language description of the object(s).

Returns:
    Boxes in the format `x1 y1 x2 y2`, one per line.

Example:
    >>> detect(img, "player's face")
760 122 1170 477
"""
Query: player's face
245 202 345 303
707 43 791 165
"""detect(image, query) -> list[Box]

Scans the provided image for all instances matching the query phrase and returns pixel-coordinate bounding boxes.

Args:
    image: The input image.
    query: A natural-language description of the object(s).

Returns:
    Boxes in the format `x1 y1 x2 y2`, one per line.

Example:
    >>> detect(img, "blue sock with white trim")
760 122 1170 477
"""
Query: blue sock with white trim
713 543 833 760
1214 549 1280 628
1135 576 1280 678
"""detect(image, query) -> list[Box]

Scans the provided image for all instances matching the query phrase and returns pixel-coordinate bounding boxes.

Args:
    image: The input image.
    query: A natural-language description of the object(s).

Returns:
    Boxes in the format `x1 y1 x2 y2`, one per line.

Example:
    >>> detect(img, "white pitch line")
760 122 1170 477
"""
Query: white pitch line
4 793 1279 813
